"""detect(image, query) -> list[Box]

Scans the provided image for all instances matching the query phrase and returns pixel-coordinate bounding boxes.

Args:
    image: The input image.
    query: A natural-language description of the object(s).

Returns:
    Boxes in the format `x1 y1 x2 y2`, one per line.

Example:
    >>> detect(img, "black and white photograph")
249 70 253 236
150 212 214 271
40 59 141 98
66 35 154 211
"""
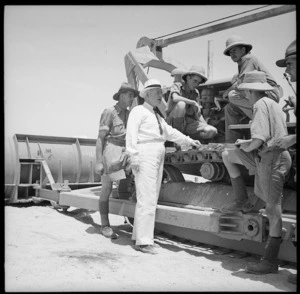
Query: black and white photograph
4 5 297 292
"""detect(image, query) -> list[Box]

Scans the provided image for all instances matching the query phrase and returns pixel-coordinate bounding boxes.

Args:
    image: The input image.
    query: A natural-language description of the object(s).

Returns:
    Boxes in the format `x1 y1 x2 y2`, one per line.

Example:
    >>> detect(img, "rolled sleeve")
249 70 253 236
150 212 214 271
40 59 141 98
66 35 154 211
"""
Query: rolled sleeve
169 82 182 99
250 101 270 142
99 109 113 132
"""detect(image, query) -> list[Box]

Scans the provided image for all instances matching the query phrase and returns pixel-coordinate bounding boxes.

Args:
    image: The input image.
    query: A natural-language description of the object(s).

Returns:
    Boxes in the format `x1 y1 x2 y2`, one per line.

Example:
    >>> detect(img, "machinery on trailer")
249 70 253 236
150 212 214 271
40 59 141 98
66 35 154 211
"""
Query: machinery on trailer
5 5 296 263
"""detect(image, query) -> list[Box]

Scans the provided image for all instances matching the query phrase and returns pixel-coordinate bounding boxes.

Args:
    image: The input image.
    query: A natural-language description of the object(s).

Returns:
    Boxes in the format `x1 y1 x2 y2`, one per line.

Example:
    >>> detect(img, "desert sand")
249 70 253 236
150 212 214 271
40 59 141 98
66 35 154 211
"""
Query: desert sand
5 202 297 292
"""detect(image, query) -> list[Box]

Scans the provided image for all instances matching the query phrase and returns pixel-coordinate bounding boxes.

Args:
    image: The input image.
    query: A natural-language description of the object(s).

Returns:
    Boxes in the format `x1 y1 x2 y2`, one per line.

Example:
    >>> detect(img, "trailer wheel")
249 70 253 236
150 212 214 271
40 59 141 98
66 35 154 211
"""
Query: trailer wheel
162 165 185 183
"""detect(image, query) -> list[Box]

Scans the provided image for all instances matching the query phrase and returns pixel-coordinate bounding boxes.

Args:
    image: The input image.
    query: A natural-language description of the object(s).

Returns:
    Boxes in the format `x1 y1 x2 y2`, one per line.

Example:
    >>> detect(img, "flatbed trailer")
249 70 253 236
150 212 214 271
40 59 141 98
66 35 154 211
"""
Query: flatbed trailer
5 5 296 263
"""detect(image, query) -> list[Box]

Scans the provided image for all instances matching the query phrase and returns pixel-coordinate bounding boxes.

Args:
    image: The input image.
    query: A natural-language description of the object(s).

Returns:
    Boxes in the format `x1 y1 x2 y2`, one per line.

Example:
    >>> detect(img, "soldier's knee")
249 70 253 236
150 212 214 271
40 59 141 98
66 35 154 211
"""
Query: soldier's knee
175 101 186 111
228 90 237 103
222 150 229 161
201 126 217 139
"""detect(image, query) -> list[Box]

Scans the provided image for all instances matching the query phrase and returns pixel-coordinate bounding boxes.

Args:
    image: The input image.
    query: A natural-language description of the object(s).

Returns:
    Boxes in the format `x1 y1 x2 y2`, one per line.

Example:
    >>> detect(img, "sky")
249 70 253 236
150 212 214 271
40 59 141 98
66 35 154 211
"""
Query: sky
4 5 296 139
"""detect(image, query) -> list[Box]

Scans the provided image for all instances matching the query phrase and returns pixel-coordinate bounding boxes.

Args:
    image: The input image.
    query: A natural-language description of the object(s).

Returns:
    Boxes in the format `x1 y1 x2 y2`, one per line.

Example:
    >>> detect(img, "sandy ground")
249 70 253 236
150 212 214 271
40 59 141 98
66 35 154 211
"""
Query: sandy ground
5 202 297 292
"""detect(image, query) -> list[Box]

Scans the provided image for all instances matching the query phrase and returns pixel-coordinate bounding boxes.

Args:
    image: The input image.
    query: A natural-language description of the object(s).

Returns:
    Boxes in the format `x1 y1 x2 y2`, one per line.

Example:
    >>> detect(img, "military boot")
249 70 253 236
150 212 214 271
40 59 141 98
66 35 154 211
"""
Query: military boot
99 200 118 239
245 237 281 274
220 176 250 214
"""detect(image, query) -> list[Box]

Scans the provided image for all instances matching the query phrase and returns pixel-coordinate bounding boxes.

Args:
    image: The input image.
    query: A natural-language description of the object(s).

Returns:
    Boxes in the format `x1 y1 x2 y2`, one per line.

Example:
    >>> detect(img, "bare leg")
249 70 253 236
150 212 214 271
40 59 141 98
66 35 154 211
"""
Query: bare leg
99 175 117 238
220 149 252 214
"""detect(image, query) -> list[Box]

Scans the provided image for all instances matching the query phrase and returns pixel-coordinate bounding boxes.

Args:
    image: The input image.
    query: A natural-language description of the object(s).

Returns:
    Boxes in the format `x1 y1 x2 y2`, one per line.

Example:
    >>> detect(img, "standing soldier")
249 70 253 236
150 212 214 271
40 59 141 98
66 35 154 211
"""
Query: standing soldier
275 40 296 149
95 83 139 239
219 71 292 275
275 40 297 285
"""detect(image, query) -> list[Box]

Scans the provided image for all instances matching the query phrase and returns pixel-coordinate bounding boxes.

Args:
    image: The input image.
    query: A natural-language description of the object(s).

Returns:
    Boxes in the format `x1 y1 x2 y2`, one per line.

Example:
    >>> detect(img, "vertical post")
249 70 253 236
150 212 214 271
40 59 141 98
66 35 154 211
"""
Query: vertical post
88 160 95 183
57 159 63 183
207 40 213 80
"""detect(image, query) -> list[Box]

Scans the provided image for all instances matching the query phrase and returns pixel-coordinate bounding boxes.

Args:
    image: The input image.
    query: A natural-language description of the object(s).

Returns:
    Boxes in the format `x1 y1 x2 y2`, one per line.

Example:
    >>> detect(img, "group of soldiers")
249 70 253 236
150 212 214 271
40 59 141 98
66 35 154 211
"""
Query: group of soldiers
94 35 296 283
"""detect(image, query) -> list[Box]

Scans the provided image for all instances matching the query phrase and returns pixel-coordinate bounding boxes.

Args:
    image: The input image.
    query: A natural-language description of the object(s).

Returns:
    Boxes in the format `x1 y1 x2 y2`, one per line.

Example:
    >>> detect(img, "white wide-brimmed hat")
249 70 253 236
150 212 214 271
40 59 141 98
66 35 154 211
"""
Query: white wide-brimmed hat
223 35 252 56
139 79 163 98
238 70 274 91
182 65 207 82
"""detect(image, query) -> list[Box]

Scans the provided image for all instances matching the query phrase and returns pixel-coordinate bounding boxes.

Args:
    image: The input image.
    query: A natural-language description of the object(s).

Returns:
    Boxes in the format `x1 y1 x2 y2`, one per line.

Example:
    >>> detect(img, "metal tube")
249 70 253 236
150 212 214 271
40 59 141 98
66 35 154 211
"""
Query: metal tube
207 40 213 80
5 134 101 201
156 5 295 48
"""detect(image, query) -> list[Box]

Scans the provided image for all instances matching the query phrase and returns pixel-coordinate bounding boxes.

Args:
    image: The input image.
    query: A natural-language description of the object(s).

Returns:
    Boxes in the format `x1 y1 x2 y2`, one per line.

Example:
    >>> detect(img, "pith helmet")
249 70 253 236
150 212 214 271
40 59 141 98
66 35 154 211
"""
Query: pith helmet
171 68 188 77
182 65 207 82
276 40 296 67
224 35 253 56
113 82 139 101
139 79 162 98
238 70 274 91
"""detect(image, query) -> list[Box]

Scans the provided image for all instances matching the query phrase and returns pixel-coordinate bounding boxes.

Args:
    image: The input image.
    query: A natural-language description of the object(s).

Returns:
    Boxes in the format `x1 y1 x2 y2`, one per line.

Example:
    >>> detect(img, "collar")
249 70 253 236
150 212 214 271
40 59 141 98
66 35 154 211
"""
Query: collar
114 103 127 114
143 101 155 112
238 53 252 65
181 82 195 95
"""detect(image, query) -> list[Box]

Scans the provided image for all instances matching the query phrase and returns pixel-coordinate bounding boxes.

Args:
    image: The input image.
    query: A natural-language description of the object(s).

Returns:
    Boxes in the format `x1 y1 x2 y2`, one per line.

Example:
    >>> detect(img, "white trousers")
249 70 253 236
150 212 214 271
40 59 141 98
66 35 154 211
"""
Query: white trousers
132 142 165 245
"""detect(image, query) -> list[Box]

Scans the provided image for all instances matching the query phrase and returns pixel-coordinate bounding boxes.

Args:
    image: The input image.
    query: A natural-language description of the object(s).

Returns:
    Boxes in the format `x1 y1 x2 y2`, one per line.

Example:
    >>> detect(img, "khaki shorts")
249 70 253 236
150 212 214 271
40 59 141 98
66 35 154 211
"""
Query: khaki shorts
235 148 291 205
184 116 208 135
102 142 131 181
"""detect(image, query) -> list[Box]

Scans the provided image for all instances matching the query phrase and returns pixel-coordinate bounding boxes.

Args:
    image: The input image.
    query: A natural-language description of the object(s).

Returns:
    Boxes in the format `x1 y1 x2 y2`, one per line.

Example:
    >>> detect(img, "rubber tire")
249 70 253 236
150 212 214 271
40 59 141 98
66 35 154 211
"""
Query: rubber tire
162 164 185 183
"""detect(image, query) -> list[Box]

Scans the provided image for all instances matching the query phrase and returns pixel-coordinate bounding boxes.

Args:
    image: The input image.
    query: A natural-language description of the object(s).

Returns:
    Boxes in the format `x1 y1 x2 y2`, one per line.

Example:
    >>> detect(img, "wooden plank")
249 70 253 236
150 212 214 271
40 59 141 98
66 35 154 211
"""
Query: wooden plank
229 122 296 130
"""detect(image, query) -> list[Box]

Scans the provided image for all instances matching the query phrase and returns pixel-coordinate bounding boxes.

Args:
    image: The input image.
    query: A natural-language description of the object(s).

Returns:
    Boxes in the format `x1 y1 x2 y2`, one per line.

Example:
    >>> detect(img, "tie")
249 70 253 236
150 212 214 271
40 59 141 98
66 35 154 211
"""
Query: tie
153 107 163 135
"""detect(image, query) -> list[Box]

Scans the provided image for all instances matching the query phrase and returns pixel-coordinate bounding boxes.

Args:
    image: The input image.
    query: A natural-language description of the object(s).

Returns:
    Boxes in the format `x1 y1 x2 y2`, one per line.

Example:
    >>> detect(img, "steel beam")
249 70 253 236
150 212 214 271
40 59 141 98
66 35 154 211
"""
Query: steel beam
57 187 266 242
54 186 296 262
156 5 295 48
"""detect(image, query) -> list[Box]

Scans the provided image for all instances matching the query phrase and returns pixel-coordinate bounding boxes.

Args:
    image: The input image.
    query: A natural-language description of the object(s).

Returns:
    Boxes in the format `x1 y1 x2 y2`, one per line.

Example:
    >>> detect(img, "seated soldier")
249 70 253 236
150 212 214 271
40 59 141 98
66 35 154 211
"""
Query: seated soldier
166 65 218 141
222 35 283 143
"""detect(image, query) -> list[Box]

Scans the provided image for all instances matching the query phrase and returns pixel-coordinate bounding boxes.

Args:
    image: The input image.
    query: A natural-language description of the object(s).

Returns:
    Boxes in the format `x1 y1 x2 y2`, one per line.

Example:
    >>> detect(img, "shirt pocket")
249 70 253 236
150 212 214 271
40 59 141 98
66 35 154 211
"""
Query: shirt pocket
111 114 126 136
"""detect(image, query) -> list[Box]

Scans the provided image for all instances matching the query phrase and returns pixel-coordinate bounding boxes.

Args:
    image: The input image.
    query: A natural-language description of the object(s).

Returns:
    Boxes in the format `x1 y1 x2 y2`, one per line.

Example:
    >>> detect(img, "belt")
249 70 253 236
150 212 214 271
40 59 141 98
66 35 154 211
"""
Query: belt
138 139 165 144
106 137 125 147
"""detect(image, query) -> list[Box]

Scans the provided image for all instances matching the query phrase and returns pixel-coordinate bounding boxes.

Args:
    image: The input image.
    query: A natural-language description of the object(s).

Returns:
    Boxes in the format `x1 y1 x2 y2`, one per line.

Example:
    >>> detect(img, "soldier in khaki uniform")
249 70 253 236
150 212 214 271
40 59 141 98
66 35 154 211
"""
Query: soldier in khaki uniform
275 40 297 285
220 71 292 275
166 65 218 141
223 35 283 143
95 83 138 238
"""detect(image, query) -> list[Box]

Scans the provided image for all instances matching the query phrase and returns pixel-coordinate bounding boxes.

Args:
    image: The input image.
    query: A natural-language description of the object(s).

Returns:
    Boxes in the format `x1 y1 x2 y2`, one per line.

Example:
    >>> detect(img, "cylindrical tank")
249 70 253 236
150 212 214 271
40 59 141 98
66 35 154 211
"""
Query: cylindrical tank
5 134 101 202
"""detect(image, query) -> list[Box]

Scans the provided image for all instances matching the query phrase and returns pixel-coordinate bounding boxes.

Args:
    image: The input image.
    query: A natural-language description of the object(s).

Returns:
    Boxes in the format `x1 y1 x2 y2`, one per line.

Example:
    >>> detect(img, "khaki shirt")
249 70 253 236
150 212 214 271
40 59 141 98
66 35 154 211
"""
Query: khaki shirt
166 82 201 121
98 104 129 145
237 53 277 87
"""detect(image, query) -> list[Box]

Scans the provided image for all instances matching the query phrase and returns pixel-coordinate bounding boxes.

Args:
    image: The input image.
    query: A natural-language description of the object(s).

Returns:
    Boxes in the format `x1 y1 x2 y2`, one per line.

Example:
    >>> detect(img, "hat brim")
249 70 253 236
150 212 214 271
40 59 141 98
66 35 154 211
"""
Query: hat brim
224 43 252 56
113 88 139 101
171 68 187 77
276 58 287 68
238 83 274 91
276 53 296 68
182 72 207 82
140 86 167 98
